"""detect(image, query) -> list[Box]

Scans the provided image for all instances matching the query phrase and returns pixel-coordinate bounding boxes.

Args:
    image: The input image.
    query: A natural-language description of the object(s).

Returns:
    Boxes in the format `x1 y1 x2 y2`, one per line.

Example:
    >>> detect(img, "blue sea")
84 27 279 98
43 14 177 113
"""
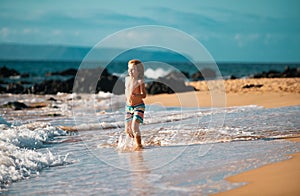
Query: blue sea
0 91 299 195
1 60 300 83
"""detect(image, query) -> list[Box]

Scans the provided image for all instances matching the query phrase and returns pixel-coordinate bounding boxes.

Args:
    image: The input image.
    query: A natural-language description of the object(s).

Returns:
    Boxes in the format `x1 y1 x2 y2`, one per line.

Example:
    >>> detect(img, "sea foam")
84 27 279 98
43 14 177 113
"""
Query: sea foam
144 68 170 79
0 122 69 190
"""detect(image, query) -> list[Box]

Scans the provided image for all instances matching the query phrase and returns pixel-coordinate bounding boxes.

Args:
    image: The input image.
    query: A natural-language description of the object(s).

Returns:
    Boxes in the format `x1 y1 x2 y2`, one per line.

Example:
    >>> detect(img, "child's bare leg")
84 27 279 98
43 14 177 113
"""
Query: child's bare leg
125 121 134 138
132 120 143 150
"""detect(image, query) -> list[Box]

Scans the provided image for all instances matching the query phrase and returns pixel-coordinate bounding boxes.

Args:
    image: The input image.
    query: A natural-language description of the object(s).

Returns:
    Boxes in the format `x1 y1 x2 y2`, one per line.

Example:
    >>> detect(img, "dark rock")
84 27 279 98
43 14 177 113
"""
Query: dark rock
6 83 25 94
253 66 300 78
0 79 6 84
253 72 265 78
79 67 110 77
191 71 204 81
46 68 78 76
164 71 189 80
229 75 237 80
242 84 263 89
96 75 125 95
0 85 6 93
0 66 20 78
73 67 124 94
46 67 110 77
267 70 281 78
48 97 57 101
29 77 75 94
28 67 125 95
158 78 193 92
56 68 77 76
146 81 174 95
191 68 217 81
0 66 124 95
19 81 32 85
282 66 300 77
146 71 195 95
47 113 62 117
2 101 29 110
253 70 282 78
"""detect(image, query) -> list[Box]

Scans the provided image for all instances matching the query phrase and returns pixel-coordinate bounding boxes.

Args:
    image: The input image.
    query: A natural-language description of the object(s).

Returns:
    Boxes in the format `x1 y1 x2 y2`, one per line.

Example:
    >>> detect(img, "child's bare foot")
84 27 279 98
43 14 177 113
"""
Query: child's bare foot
134 145 143 151
134 135 143 151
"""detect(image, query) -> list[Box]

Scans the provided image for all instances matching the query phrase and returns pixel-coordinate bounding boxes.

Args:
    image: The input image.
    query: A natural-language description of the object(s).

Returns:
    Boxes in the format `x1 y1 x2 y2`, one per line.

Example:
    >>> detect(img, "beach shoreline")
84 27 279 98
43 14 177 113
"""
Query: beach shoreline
145 91 300 108
145 78 300 108
213 138 300 196
144 78 300 195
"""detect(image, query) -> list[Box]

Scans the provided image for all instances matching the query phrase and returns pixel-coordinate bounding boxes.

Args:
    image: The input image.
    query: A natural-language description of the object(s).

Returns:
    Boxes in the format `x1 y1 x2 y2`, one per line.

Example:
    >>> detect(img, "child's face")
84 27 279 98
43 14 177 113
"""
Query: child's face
128 63 138 78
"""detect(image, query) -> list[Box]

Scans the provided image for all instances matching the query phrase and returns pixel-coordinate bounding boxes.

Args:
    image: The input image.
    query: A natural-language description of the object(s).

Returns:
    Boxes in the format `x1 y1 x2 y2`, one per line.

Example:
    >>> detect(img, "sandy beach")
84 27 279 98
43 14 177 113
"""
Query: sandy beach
145 78 300 195
145 78 300 108
214 139 300 196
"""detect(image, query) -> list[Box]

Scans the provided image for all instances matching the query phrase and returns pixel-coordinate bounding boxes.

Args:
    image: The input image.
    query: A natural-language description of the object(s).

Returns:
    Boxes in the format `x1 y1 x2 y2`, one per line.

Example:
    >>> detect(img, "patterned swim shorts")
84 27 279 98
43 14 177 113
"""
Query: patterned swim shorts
125 103 145 123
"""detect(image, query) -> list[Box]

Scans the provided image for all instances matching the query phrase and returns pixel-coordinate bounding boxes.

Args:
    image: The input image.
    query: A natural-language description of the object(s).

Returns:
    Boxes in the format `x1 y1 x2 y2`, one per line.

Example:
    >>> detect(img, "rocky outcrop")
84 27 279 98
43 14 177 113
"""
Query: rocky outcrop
72 68 124 94
6 83 25 94
146 71 195 95
28 77 75 94
191 68 217 81
0 66 20 78
97 75 124 95
0 66 125 95
46 68 78 76
1 101 29 110
253 66 300 78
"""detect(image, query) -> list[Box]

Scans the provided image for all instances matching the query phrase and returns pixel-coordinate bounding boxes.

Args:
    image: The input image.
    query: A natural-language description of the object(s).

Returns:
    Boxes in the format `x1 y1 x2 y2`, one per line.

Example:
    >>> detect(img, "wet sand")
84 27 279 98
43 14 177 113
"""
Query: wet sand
144 78 300 195
214 138 300 196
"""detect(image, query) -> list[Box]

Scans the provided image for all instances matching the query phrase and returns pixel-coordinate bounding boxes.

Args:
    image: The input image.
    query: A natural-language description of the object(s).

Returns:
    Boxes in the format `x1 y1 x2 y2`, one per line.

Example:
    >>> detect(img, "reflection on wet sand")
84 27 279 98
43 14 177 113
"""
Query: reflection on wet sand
128 151 152 195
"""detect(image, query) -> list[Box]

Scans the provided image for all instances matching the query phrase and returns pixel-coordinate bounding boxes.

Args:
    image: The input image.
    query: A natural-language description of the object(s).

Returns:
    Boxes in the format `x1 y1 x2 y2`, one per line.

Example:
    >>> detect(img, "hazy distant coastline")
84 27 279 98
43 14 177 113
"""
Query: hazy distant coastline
0 43 193 62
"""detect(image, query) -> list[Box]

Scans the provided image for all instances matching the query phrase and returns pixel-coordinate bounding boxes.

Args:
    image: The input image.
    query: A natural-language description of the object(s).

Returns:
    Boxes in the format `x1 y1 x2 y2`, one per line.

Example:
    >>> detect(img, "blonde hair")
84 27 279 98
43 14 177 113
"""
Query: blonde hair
128 59 144 79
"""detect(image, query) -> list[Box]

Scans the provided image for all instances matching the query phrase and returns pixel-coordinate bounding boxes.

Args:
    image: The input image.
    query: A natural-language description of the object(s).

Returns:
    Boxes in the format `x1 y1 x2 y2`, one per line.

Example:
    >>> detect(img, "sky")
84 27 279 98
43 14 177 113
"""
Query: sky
0 0 300 62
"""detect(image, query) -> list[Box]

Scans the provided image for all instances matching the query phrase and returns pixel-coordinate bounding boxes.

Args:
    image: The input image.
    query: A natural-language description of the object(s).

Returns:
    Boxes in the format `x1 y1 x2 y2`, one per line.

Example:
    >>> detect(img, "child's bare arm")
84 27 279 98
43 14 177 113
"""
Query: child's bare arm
140 83 147 98
124 77 130 99
133 80 146 98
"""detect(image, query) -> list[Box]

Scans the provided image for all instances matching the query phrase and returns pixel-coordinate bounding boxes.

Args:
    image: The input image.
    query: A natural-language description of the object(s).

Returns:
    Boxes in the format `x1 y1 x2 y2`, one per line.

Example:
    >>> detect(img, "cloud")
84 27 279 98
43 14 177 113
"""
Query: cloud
0 27 9 38
22 28 40 34
234 33 261 47
145 7 220 29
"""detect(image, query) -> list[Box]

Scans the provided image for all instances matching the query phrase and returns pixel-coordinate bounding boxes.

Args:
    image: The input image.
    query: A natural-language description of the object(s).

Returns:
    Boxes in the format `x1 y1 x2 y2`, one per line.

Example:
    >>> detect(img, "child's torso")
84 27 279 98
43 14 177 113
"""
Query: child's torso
126 79 144 106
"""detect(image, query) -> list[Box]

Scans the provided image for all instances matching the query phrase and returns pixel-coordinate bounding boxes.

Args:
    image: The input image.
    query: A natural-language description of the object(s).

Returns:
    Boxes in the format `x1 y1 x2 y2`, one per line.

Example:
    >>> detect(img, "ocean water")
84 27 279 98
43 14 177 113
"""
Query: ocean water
1 60 299 82
0 93 299 195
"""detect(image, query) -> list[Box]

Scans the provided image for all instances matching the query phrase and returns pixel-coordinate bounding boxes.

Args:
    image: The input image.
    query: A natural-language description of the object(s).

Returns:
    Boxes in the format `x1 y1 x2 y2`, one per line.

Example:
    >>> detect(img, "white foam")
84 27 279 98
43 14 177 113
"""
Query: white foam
116 134 135 152
0 123 67 148
0 122 69 189
96 91 114 99
75 121 124 131
144 68 170 79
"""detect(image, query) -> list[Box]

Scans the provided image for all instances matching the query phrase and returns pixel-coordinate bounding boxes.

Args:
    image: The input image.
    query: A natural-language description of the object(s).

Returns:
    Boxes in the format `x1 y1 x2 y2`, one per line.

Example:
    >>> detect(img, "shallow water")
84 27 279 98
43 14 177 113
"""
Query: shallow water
6 138 300 195
0 93 300 195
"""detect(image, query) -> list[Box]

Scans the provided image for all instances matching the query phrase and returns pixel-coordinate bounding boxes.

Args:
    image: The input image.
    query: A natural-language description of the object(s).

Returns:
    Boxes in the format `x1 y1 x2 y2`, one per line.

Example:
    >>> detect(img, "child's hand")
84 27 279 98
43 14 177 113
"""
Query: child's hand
137 79 144 85
132 93 142 97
